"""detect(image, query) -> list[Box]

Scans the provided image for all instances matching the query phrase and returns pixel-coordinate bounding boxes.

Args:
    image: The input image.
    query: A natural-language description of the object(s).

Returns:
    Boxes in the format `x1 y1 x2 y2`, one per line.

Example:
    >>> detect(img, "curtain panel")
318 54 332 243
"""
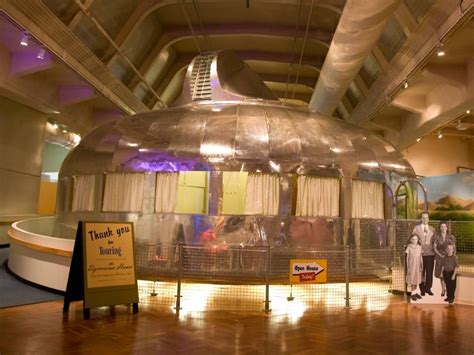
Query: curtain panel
102 173 145 212
296 176 340 217
71 175 96 212
351 180 384 219
155 172 178 213
245 173 280 215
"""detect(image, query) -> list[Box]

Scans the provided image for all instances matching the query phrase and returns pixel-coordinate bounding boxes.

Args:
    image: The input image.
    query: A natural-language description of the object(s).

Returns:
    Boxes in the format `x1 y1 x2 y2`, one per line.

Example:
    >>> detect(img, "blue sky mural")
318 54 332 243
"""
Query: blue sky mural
419 172 474 203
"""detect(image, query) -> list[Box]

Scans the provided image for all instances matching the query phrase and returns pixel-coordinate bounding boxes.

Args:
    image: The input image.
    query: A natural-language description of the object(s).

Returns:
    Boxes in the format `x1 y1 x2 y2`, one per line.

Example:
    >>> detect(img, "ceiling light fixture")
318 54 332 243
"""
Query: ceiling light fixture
436 43 445 57
403 81 408 89
467 109 471 114
37 48 45 60
456 119 468 131
20 32 29 46
437 130 443 139
416 138 421 142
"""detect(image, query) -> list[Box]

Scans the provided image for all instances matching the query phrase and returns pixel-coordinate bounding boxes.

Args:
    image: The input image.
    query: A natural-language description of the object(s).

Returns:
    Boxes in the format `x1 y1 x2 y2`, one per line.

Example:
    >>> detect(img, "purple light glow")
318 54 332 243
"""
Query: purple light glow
123 151 210 172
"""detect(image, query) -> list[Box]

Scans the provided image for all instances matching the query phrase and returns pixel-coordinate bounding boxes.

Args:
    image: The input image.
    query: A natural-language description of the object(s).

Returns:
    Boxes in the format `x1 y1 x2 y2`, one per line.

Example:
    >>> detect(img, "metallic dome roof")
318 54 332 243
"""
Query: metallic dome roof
61 51 415 181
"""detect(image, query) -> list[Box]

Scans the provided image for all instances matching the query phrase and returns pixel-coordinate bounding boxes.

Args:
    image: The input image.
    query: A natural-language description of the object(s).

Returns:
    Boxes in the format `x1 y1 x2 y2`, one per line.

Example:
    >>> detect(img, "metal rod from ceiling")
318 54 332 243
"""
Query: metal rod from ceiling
180 0 202 54
192 0 208 44
291 0 315 100
284 0 302 101
72 0 168 109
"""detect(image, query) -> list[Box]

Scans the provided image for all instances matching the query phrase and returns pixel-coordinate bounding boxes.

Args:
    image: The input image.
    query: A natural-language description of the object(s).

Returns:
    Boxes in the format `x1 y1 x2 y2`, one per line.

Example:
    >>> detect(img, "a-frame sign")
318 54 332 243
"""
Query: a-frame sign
63 221 139 319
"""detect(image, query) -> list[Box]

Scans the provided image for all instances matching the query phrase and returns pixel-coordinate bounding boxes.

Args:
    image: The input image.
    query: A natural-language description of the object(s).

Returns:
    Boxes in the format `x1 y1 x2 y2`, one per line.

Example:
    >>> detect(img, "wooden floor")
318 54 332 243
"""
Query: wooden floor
1 299 473 354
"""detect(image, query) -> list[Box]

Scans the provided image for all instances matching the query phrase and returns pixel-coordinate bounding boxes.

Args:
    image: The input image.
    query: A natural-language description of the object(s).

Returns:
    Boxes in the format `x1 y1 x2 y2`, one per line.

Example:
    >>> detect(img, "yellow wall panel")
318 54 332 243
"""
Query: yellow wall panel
222 172 248 215
38 181 57 215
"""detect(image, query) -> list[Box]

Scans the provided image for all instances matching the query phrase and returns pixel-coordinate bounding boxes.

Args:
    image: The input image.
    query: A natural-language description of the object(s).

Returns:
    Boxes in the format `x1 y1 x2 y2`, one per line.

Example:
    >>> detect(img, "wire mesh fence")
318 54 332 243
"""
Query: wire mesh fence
135 243 403 313
349 249 394 310
134 219 472 312
450 221 474 273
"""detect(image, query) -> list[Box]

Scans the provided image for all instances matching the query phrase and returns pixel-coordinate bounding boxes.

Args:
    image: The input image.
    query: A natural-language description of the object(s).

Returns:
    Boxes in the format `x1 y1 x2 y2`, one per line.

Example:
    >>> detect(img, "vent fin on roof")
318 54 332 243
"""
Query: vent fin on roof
190 54 213 101
173 50 277 106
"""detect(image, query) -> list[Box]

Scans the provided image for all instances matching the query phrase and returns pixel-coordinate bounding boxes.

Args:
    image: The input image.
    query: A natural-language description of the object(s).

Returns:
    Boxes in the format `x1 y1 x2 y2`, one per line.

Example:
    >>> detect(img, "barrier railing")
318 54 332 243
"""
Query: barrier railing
136 244 400 313
135 219 473 312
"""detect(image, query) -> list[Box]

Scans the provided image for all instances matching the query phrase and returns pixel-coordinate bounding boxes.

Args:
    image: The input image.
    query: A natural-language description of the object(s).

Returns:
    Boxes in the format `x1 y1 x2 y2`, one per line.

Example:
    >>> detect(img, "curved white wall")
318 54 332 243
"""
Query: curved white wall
8 217 73 291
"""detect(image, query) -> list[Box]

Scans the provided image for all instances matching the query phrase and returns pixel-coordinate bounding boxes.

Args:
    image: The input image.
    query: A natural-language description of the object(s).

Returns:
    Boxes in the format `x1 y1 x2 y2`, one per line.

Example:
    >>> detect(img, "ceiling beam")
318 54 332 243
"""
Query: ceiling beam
68 0 95 31
105 0 345 61
348 0 473 127
1 0 149 115
118 30 328 92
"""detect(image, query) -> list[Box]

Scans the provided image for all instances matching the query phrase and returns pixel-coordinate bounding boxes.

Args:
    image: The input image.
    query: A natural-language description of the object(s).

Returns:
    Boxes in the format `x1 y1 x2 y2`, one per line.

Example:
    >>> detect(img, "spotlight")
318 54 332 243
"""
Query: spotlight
52 123 58 129
416 138 421 142
403 81 408 89
436 43 445 57
467 109 471 114
37 48 45 60
437 131 443 139
20 32 29 46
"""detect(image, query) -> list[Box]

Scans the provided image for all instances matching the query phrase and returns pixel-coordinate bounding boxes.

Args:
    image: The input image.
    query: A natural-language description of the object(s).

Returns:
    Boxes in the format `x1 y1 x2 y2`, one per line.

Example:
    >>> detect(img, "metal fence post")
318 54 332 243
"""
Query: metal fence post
345 245 351 309
264 245 271 313
175 243 183 311
402 244 407 303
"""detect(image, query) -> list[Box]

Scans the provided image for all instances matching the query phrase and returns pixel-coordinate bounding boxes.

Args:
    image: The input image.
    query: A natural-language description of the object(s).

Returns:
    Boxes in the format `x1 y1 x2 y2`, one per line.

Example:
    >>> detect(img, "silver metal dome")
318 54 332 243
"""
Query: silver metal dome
56 51 415 250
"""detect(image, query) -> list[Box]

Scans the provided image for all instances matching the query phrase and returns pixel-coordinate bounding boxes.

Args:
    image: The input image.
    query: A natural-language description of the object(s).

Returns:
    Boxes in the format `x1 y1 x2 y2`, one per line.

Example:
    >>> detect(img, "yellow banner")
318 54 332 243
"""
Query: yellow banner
290 259 327 284
84 222 136 289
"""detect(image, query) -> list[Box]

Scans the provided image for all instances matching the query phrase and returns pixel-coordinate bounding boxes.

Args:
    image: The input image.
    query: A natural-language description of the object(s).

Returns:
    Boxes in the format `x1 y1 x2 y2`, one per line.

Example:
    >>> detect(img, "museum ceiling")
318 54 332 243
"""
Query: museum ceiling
0 0 473 149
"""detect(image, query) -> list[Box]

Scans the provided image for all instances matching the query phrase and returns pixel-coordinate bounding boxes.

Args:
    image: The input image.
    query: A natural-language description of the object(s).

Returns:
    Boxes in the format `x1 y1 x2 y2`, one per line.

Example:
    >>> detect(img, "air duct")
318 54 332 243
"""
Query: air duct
309 0 400 116
44 122 80 149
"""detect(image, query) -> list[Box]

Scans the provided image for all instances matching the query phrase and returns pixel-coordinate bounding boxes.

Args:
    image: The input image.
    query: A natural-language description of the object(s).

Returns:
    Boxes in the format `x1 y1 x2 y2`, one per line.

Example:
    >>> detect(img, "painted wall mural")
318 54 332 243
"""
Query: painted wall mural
419 172 474 221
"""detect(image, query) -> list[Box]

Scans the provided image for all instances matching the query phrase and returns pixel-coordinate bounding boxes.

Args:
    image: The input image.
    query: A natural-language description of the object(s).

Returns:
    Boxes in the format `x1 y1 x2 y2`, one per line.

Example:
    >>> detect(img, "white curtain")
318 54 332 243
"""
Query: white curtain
296 176 340 217
155 173 178 213
245 173 280 215
102 173 144 212
352 180 384 219
71 175 95 212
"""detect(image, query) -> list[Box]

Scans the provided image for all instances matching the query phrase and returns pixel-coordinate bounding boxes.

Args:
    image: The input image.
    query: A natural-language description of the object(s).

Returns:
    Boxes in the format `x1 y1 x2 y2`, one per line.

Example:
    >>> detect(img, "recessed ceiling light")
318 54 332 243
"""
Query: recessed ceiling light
20 32 29 46
436 43 445 57
37 48 45 60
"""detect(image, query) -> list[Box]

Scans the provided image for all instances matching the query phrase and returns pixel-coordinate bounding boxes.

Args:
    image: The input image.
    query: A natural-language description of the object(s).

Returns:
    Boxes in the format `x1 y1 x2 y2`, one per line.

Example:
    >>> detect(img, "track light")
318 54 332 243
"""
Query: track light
437 131 443 139
403 81 409 89
37 48 45 60
436 43 445 57
20 32 29 46
416 138 421 142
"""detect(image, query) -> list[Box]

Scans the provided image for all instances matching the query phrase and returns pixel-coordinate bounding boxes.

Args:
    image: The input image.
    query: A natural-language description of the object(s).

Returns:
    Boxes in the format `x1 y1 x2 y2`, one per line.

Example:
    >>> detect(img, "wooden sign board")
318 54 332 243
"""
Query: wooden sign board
289 259 327 284
64 221 139 319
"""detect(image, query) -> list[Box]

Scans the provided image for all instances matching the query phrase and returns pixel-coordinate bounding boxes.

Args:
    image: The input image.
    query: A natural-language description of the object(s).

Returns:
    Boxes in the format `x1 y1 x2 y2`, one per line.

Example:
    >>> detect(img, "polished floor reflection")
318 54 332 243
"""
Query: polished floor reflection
0 299 473 354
